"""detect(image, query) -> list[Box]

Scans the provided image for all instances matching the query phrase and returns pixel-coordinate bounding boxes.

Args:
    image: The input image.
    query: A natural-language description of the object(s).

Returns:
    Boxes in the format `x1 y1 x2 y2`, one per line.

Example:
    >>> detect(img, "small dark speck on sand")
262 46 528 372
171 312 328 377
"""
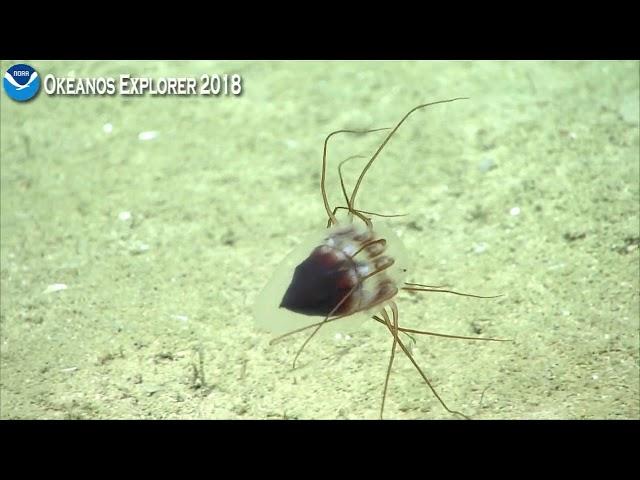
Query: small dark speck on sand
563 232 587 242
615 236 639 255
406 220 423 231
221 230 236 246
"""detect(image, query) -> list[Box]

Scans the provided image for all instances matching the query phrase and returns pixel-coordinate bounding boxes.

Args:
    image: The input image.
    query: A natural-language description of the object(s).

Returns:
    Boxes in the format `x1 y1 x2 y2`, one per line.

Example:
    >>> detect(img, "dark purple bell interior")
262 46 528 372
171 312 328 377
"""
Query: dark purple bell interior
280 248 355 317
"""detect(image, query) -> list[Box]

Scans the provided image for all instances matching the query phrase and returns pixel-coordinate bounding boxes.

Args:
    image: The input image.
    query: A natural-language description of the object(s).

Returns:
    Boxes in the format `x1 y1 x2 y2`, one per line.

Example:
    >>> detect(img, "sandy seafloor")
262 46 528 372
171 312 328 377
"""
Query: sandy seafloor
1 60 638 419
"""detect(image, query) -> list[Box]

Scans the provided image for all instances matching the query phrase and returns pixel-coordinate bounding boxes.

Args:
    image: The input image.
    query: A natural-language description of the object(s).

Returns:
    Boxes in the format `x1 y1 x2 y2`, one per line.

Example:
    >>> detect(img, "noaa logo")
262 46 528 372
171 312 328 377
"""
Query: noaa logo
3 64 41 102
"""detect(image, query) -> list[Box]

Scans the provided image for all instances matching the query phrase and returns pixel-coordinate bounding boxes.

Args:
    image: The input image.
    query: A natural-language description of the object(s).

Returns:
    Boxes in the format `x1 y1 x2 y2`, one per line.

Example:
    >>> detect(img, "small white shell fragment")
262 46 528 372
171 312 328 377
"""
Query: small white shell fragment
478 158 496 173
171 314 189 322
118 211 132 221
44 283 68 294
130 242 150 255
473 242 488 254
138 131 159 141
509 206 521 216
103 123 113 134
285 139 299 149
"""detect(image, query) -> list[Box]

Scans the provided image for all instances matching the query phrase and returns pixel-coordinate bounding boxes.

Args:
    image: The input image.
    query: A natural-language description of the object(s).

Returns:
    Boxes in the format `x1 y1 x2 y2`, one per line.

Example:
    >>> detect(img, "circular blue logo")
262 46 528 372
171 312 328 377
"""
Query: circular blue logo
3 64 41 102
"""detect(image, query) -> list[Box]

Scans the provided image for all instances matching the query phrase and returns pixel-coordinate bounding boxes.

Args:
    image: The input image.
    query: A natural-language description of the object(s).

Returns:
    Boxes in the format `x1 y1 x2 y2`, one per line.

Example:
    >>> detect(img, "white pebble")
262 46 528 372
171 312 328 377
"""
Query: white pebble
473 242 488 254
478 158 495 173
130 242 150 255
510 207 521 216
44 283 68 294
285 139 299 150
103 123 113 134
118 211 132 221
138 131 159 141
